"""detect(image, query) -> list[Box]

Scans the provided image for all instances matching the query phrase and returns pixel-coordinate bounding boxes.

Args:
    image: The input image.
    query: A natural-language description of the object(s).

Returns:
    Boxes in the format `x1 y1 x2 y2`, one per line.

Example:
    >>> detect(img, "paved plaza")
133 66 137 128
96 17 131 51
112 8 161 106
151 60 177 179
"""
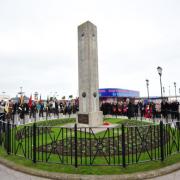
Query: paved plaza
148 170 180 180
0 163 49 180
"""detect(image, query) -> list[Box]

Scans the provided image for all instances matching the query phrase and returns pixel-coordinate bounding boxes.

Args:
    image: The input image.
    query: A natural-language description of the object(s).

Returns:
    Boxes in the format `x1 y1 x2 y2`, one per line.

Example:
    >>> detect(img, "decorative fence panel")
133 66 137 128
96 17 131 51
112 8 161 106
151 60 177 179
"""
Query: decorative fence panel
0 119 180 167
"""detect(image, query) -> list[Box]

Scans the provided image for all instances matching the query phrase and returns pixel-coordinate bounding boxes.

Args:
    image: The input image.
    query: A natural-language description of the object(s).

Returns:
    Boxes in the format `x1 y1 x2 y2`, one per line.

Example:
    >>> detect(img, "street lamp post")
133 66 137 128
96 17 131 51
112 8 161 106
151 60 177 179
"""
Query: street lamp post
163 87 165 97
54 92 57 100
2 91 6 96
2 91 6 100
20 86 23 94
174 82 177 101
49 92 52 100
34 91 39 123
146 79 149 99
18 86 24 96
157 66 163 98
34 92 39 101
116 92 118 118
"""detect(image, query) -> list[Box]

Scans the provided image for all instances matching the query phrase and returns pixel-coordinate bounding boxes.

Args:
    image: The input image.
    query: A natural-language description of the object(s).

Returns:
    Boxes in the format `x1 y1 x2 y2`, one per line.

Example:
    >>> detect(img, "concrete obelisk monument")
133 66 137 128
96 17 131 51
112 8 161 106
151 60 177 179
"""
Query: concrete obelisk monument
77 21 103 126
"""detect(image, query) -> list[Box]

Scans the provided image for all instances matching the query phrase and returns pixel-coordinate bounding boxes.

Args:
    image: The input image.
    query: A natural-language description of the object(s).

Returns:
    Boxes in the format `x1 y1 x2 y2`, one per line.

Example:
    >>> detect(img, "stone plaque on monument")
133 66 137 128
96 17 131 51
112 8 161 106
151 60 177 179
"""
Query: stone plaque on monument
78 114 89 124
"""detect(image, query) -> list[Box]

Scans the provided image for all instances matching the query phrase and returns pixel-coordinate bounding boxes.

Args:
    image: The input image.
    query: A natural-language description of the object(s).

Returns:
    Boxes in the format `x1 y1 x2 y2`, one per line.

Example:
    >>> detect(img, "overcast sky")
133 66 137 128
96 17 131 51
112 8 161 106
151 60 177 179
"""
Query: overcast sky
0 0 180 99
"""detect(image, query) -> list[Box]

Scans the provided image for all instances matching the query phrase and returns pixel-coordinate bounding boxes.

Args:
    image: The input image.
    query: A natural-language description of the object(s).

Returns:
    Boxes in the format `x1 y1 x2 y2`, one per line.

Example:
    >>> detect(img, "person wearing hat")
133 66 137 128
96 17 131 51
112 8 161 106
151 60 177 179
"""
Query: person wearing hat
0 101 5 121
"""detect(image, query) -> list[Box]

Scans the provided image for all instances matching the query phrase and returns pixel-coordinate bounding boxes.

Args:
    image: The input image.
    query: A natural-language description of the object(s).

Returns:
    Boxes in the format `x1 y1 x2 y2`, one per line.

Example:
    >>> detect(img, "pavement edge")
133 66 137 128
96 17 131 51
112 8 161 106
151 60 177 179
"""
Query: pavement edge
0 157 180 180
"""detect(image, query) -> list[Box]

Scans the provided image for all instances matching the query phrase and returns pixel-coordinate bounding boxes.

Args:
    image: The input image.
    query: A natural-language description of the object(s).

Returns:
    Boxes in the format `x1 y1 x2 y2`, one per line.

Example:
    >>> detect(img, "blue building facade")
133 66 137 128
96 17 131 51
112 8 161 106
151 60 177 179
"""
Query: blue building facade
99 88 140 98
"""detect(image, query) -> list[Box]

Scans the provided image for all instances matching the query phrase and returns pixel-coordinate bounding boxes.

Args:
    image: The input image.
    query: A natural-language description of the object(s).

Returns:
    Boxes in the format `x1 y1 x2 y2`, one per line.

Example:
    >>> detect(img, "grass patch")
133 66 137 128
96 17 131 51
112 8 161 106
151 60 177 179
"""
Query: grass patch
105 118 152 126
0 147 180 175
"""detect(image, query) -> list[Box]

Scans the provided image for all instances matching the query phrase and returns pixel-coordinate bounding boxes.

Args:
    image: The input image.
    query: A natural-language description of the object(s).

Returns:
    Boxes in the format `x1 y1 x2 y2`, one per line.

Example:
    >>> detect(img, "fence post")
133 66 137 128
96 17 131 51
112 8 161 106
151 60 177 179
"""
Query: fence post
74 123 78 168
122 124 126 167
33 122 36 163
0 120 2 146
160 121 164 161
6 121 11 155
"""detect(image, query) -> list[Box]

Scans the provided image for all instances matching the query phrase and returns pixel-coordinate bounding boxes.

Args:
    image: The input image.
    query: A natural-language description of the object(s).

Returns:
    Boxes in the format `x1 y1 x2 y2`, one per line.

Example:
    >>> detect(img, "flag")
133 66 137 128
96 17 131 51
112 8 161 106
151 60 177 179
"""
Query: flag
5 101 9 113
28 95 32 108
20 95 24 106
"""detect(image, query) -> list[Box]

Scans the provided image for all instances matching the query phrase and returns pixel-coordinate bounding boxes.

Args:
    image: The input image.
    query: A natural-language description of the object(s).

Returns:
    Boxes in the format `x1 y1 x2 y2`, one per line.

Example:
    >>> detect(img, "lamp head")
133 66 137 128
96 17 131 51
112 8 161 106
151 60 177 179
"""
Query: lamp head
157 66 162 76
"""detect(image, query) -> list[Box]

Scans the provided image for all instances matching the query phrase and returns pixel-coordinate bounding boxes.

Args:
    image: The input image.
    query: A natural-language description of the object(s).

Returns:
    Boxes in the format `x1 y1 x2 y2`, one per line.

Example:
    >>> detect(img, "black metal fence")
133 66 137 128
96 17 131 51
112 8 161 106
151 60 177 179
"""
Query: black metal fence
0 119 179 167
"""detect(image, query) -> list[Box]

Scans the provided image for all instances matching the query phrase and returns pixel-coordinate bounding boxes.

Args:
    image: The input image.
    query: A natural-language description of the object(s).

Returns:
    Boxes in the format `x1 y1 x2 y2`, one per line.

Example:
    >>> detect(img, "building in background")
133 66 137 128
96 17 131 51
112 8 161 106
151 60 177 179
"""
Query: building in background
99 88 140 104
0 95 10 101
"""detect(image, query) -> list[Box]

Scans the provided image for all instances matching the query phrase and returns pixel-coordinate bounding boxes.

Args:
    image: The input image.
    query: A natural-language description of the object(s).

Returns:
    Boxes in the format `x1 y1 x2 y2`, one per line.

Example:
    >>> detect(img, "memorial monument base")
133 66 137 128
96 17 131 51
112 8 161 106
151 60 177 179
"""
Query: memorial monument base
77 111 103 127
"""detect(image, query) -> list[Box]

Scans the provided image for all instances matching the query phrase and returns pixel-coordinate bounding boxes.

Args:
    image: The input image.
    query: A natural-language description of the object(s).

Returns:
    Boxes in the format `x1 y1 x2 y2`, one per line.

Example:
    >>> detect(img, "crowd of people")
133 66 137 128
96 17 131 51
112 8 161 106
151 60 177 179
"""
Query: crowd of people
0 96 179 124
100 99 180 120
0 97 79 123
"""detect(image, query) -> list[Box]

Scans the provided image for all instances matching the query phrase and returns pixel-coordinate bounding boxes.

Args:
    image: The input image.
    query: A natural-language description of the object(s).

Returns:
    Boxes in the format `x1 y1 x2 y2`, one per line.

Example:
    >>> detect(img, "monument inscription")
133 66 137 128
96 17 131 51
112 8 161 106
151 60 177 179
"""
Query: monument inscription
78 114 89 124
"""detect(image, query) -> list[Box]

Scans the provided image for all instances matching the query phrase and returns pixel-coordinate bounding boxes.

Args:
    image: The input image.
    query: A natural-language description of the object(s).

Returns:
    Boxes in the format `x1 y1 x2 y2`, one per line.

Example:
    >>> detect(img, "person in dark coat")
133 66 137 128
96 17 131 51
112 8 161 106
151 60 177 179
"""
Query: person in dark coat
100 102 106 116
134 102 138 119
151 102 156 120
39 102 44 117
112 102 117 116
161 100 166 119
0 101 5 122
67 103 72 117
127 99 134 119
107 102 112 115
